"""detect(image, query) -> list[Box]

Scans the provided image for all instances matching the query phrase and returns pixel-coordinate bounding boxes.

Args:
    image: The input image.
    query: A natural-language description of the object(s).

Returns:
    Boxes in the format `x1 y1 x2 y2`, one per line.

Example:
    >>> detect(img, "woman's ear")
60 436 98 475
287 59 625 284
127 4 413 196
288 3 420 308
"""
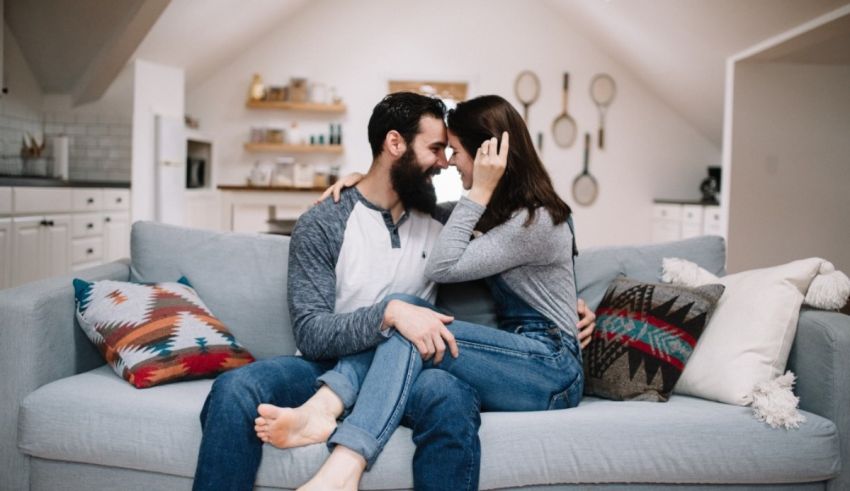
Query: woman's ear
384 130 407 158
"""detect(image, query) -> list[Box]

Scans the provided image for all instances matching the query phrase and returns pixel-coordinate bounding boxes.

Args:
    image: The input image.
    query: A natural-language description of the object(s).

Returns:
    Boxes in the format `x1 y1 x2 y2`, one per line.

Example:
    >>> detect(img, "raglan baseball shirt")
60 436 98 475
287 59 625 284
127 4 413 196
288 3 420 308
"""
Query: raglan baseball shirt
287 187 452 360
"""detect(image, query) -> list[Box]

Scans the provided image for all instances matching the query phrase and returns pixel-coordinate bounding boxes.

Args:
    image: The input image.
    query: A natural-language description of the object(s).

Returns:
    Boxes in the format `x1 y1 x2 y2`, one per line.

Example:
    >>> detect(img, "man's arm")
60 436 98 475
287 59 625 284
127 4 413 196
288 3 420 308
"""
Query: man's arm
287 211 390 360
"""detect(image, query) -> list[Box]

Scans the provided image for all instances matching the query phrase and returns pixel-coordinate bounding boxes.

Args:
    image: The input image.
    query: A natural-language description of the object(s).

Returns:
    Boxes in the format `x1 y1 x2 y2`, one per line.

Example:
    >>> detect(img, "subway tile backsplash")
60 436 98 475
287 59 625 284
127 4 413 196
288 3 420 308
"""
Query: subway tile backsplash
0 112 131 181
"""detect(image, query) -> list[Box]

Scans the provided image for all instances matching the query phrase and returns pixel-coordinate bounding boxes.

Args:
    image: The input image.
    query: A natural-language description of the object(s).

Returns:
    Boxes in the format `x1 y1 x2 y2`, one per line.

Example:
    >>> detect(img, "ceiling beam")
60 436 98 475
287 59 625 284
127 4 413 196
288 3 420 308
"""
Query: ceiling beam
71 0 170 106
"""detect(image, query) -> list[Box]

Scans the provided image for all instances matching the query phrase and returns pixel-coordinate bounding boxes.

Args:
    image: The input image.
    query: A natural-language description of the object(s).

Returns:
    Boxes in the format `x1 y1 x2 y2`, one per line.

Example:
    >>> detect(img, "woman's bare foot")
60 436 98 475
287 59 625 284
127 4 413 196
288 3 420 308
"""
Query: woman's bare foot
255 386 344 449
297 446 365 491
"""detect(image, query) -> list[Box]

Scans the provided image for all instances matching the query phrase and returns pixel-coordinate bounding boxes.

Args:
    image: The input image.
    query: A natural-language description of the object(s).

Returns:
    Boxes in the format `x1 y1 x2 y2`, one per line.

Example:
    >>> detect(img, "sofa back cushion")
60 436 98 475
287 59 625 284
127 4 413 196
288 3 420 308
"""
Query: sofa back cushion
130 222 296 359
438 236 727 324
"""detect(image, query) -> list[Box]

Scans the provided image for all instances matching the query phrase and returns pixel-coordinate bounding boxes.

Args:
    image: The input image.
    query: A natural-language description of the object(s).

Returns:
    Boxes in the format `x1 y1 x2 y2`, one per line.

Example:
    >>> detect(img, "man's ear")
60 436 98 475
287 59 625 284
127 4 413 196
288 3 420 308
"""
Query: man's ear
384 130 407 158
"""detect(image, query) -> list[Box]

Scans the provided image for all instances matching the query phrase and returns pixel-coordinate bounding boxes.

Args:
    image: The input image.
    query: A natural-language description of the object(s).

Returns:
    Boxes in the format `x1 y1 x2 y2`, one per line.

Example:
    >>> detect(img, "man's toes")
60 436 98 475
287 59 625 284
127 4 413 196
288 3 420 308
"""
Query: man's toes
257 403 282 420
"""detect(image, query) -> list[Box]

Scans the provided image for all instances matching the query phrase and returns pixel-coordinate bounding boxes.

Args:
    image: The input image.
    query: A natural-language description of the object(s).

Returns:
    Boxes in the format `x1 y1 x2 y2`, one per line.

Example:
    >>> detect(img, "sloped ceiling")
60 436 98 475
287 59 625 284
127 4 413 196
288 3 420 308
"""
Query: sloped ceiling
544 0 850 146
131 0 310 89
4 0 168 104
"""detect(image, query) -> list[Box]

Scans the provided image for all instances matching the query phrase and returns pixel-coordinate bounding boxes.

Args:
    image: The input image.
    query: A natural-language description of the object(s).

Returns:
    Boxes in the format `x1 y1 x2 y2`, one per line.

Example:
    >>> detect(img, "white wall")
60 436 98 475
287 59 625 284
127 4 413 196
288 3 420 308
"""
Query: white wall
131 59 184 221
727 62 850 273
187 0 719 247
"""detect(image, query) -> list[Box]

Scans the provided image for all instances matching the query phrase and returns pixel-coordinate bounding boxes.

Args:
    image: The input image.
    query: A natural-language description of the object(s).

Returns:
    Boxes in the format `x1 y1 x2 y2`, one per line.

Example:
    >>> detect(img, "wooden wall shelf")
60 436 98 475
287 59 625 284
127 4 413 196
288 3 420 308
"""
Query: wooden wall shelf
246 100 346 113
243 143 344 154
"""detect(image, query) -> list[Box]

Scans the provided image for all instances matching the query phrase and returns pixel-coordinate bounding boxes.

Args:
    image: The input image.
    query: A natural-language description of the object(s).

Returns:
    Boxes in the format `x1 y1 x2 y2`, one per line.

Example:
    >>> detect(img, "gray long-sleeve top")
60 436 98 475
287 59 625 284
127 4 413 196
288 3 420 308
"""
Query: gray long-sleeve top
424 196 579 339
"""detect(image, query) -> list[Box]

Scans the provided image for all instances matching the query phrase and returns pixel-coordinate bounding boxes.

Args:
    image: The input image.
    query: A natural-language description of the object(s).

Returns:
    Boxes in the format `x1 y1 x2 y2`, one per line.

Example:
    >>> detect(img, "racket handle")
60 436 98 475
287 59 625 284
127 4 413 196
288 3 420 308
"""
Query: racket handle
599 127 605 149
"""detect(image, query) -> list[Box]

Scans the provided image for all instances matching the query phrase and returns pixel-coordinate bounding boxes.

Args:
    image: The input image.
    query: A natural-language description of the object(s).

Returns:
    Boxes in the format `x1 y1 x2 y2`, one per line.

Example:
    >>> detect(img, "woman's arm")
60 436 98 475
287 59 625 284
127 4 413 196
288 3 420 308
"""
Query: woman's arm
424 198 567 283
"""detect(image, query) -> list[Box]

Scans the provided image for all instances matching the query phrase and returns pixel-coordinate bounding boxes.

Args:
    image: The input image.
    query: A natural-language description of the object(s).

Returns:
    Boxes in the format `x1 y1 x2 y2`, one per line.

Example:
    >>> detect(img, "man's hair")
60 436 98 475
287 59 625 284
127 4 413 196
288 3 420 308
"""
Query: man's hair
367 92 447 158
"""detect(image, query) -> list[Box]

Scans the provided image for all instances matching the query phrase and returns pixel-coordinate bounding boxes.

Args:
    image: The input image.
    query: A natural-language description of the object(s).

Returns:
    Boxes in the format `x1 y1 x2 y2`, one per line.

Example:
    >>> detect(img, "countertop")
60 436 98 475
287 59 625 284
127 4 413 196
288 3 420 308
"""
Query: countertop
0 176 131 188
218 185 325 192
654 198 719 206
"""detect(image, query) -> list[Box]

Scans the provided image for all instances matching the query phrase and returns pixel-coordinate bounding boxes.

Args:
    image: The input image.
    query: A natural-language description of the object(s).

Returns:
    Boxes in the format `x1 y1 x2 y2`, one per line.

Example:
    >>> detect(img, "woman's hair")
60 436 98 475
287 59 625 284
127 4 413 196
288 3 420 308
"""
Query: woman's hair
446 95 571 232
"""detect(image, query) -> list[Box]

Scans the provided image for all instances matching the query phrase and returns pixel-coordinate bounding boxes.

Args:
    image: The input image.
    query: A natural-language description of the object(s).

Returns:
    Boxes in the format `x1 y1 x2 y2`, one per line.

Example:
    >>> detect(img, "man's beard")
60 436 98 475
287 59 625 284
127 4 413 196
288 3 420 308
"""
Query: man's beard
390 147 437 214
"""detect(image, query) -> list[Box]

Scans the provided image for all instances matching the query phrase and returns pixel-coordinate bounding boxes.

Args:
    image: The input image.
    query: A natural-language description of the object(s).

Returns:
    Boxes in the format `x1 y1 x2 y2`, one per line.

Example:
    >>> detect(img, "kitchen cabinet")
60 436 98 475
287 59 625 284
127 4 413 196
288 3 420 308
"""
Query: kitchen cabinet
11 215 70 286
2 185 131 289
103 212 130 262
0 219 10 289
652 201 725 243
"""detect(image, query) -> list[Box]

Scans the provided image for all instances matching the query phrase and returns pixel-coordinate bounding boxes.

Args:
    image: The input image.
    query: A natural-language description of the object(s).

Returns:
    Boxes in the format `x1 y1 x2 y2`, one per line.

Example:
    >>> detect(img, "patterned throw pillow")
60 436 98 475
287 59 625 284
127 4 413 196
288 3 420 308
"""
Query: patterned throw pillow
583 276 724 402
73 277 255 388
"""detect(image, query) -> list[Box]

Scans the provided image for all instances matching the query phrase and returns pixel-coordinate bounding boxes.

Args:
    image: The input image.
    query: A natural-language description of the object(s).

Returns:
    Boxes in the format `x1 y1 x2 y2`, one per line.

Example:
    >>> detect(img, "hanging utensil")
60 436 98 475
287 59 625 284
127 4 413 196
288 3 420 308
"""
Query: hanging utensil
514 71 540 123
552 73 577 149
589 73 616 149
572 133 598 206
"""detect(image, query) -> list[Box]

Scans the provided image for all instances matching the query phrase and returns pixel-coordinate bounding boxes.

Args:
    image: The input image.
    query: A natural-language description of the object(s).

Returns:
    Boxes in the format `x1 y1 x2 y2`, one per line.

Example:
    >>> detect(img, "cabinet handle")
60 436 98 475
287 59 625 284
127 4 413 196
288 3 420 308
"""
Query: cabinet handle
86 248 94 255
105 217 112 223
116 197 123 203
87 198 94 204
39 219 48 226
46 220 55 227
86 223 94 229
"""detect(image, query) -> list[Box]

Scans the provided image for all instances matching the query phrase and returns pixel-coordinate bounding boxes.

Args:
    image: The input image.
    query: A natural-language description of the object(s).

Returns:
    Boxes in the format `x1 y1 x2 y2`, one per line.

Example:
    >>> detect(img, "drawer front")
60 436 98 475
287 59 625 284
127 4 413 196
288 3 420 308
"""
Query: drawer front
681 223 703 239
103 189 130 211
72 213 104 238
652 204 682 221
682 205 704 225
72 189 104 212
0 188 11 214
703 206 723 236
652 220 681 243
13 187 73 214
72 237 103 264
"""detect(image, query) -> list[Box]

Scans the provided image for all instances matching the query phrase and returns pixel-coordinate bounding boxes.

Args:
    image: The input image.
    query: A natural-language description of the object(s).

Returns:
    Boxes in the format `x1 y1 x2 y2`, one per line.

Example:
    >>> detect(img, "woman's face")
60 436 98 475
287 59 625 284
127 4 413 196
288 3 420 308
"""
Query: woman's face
447 130 474 190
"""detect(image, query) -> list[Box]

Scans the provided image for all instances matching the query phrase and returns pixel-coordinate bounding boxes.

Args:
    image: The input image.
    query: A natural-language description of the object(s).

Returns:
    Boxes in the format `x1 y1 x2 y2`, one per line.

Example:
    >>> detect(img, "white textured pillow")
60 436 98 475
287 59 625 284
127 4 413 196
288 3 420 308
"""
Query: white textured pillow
666 258 827 405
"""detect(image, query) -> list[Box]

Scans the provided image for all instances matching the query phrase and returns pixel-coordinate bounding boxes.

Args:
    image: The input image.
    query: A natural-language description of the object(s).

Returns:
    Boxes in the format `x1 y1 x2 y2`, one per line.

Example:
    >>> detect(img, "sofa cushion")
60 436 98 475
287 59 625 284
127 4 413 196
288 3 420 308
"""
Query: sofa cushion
130 222 295 359
584 277 724 402
19 365 839 489
576 236 726 311
73 277 255 388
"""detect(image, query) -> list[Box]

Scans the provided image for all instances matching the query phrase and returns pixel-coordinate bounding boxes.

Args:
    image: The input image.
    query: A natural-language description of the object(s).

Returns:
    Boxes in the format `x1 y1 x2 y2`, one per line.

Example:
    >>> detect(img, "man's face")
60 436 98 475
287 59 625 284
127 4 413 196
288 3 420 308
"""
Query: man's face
390 116 448 213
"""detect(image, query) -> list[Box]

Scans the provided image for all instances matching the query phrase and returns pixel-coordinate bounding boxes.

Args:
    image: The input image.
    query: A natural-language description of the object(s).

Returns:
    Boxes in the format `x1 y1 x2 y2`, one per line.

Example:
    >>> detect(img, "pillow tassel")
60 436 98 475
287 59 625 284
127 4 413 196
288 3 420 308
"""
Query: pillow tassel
743 371 806 430
804 263 850 310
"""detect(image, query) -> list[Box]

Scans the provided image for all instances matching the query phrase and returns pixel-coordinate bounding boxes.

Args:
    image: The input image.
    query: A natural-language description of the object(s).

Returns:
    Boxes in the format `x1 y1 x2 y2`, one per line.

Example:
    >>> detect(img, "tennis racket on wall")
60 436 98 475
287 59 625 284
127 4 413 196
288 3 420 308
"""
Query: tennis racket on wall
514 71 540 123
552 73 578 149
572 133 598 206
590 73 616 149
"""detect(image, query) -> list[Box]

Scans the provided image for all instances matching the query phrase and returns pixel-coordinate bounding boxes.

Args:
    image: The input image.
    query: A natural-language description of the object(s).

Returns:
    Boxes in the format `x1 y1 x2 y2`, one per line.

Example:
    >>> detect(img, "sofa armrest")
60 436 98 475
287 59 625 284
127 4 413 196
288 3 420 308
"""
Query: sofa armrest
0 260 130 491
788 308 850 491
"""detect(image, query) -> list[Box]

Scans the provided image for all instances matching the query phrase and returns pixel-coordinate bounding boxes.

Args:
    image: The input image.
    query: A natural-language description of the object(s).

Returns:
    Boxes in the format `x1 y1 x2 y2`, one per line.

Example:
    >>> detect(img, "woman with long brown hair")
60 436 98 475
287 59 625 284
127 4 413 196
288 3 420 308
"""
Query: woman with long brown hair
258 95 583 491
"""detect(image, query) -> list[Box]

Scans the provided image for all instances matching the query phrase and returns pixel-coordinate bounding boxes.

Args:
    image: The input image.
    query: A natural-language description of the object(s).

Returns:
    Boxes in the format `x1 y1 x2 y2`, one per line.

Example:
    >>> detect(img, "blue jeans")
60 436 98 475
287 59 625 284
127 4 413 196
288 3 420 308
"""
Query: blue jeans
192 355 481 491
322 293 583 472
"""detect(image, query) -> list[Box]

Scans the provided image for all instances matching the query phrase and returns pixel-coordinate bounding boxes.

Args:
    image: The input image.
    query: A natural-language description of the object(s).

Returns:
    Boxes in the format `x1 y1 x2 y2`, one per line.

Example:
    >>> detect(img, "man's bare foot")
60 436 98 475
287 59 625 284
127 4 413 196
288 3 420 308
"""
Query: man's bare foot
254 403 337 449
297 446 364 491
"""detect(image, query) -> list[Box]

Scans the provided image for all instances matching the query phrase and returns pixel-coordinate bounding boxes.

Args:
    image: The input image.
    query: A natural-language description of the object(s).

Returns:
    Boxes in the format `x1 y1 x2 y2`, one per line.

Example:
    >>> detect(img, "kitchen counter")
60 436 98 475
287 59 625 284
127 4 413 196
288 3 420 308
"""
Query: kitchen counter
0 176 131 188
217 184 322 232
654 198 718 206
217 185 326 193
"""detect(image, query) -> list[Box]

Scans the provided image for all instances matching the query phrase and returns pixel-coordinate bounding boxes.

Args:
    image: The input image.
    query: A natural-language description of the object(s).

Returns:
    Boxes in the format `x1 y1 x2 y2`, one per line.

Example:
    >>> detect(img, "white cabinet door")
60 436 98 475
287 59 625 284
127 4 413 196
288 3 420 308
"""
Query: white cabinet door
0 219 11 290
43 215 71 278
103 213 131 262
11 216 45 286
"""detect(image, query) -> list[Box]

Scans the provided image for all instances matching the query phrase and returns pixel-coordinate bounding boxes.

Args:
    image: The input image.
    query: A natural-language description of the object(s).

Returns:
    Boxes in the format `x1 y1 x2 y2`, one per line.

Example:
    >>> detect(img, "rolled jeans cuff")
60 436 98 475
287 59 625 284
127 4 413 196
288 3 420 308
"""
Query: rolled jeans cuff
327 421 381 470
316 371 358 410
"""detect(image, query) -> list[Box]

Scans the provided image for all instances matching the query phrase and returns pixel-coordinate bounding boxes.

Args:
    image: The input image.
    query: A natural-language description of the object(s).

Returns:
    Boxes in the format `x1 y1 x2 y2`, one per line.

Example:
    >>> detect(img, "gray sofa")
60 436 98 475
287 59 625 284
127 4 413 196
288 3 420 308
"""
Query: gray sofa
1 221 847 491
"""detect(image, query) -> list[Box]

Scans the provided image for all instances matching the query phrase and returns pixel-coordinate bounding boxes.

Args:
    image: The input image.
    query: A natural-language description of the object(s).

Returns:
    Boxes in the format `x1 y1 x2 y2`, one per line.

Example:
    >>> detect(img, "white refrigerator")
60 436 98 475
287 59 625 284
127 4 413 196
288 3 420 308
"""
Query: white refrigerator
154 114 186 226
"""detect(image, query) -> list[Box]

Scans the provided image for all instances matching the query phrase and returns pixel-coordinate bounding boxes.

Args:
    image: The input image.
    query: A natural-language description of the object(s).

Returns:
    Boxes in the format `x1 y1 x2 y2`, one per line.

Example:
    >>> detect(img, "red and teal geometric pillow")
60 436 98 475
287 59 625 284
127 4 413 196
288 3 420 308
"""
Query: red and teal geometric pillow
73 276 255 389
583 276 724 402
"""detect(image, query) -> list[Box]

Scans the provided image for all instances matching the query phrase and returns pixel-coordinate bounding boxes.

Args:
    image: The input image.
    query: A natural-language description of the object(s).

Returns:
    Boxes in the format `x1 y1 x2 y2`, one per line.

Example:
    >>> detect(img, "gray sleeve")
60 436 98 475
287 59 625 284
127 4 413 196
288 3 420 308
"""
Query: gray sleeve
287 202 389 361
424 197 566 283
